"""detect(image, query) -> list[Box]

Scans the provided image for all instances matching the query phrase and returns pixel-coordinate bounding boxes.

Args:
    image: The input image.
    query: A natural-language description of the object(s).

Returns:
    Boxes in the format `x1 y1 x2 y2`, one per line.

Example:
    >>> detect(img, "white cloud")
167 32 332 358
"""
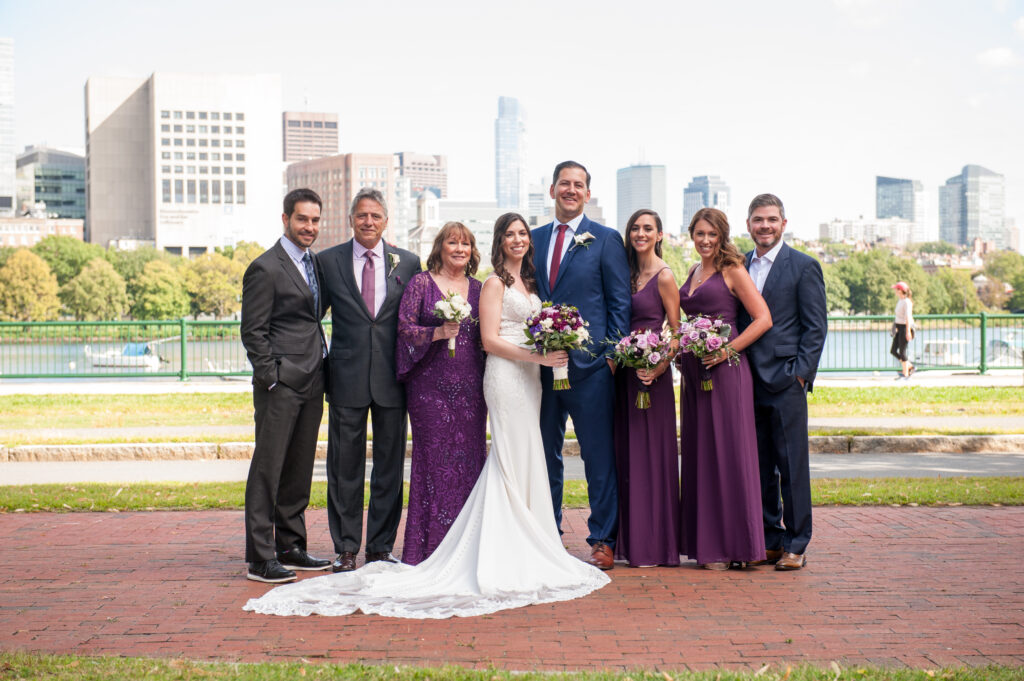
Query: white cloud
976 47 1019 68
1014 16 1024 38
848 61 871 78
832 0 890 27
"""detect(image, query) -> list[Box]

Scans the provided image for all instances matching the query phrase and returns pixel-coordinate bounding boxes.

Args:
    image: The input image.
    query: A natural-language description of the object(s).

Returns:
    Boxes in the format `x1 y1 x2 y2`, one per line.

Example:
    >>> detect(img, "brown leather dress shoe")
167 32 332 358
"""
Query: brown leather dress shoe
365 551 397 564
775 552 807 570
587 543 614 570
332 551 357 573
749 548 784 566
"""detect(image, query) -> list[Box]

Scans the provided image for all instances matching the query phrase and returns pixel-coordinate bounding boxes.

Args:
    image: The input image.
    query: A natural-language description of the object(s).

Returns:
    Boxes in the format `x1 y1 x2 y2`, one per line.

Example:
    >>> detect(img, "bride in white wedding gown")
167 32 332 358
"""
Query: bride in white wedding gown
243 213 609 619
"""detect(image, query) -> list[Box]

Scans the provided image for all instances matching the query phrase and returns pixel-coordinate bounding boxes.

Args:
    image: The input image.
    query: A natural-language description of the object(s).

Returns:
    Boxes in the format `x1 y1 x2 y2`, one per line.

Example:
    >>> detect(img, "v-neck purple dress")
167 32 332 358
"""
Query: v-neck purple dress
677 270 765 565
396 272 487 565
612 268 681 566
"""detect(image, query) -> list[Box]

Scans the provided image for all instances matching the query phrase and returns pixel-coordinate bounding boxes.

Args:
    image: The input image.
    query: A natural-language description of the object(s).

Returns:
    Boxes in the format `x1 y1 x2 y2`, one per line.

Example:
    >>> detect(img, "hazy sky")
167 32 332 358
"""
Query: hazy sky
2 0 1022 239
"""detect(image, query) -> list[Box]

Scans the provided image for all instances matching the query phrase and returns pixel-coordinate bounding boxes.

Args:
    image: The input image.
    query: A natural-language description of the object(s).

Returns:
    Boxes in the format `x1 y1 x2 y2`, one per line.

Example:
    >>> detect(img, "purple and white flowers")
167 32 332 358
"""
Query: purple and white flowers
611 327 676 409
524 302 591 390
678 314 738 391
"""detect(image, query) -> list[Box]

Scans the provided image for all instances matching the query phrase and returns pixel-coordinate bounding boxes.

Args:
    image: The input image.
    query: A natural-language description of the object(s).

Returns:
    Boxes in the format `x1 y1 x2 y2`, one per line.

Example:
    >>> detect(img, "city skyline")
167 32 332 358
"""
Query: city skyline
2 0 1023 241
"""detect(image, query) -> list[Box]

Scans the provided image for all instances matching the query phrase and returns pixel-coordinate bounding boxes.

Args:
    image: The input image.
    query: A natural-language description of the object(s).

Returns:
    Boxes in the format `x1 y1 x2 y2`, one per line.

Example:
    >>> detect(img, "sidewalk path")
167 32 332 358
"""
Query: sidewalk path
1 507 1021 670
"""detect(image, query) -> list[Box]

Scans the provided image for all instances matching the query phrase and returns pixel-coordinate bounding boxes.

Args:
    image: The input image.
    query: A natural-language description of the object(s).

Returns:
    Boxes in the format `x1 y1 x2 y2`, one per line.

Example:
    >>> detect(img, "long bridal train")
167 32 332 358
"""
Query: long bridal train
243 285 609 619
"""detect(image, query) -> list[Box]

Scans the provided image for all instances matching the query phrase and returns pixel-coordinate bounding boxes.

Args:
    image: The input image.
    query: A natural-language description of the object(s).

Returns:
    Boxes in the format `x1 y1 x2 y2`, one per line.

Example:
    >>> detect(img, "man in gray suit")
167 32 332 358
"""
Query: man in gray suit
240 188 332 583
319 187 421 572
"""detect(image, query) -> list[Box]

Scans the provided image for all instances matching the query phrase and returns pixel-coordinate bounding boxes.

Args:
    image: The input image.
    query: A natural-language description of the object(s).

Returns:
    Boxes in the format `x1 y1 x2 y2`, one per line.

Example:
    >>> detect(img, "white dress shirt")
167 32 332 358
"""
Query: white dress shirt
748 239 784 294
545 213 586 279
279 235 312 286
353 240 387 317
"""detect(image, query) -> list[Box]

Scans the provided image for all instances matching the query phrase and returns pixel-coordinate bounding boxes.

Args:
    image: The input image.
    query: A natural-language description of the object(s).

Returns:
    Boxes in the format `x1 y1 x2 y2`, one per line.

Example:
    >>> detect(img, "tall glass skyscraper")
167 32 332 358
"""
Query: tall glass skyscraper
876 176 926 243
0 38 15 217
494 96 526 211
616 164 666 233
682 175 730 232
939 165 1005 247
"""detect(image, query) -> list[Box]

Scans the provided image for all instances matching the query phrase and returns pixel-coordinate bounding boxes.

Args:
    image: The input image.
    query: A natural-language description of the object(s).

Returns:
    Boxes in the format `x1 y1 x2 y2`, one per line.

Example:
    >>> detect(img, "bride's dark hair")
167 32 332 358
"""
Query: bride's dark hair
490 212 537 294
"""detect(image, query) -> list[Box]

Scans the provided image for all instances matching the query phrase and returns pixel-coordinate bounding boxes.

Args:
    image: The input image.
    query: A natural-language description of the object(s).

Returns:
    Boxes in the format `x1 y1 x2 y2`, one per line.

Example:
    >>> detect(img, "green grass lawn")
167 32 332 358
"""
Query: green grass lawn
0 653 1019 681
2 477 1021 513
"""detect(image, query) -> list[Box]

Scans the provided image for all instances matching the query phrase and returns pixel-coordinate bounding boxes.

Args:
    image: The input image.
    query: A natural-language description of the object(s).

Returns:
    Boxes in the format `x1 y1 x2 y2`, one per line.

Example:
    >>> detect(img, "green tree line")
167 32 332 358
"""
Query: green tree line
0 236 263 322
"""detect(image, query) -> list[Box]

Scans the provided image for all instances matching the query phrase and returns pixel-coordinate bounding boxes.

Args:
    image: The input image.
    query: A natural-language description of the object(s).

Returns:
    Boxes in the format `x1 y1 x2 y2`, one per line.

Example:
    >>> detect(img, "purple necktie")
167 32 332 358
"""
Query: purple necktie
549 224 569 287
362 251 375 317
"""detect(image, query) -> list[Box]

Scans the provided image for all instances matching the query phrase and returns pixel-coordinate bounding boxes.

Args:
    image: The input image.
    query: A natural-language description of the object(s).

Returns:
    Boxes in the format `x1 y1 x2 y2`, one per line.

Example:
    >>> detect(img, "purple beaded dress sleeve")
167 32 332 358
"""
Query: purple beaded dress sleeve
396 272 488 565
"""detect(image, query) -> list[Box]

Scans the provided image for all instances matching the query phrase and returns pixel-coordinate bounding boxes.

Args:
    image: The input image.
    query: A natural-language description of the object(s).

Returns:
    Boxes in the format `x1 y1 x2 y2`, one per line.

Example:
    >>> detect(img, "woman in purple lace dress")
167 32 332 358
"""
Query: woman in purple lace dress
612 209 681 567
396 222 487 565
677 208 772 570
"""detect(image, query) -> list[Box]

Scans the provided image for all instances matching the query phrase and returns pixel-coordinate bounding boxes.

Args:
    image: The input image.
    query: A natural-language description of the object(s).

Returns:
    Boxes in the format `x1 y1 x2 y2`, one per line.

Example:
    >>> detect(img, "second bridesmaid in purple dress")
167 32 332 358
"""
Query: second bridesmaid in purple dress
396 222 487 565
612 209 682 567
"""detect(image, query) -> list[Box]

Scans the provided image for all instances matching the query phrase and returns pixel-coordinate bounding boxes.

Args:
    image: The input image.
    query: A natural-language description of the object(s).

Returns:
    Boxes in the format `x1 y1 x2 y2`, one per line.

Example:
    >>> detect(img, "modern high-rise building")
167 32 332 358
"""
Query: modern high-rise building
286 152 396 250
939 165 1006 248
0 38 15 218
282 111 339 162
16 146 86 219
616 164 667 233
682 175 730 231
876 176 927 243
85 72 282 253
494 96 526 211
395 152 447 198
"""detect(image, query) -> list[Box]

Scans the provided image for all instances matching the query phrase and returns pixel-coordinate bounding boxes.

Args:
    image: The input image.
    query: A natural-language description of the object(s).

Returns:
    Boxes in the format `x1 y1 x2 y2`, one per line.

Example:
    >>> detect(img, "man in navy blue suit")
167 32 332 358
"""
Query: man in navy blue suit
532 161 631 570
740 194 827 571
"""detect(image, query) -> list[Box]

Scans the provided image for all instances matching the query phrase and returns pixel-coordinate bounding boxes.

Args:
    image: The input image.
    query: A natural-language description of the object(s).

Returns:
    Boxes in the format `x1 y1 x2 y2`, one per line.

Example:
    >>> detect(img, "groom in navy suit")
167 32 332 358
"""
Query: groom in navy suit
533 161 631 570
739 194 827 571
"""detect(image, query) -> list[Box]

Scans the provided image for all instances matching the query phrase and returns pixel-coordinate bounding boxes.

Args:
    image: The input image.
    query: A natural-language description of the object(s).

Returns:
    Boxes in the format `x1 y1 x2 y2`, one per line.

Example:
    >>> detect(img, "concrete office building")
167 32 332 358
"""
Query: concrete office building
395 152 447 199
282 111 339 162
16 146 86 219
616 164 667 233
0 38 15 217
819 216 915 246
495 96 526 211
286 152 396 250
939 165 1005 248
0 215 83 248
682 175 730 232
85 72 282 253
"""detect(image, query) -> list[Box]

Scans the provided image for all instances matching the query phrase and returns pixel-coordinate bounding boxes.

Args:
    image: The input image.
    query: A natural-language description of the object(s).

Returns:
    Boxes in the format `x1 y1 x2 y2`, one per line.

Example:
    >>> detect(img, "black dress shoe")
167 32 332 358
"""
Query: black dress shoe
365 551 397 564
277 548 331 571
247 559 296 583
332 551 357 573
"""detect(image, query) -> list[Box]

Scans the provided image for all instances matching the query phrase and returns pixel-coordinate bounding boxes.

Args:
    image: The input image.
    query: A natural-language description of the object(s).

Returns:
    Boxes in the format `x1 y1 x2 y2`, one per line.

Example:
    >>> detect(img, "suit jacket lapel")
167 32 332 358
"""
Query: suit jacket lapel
335 240 373 321
552 216 589 296
275 241 315 313
760 243 789 298
380 243 401 314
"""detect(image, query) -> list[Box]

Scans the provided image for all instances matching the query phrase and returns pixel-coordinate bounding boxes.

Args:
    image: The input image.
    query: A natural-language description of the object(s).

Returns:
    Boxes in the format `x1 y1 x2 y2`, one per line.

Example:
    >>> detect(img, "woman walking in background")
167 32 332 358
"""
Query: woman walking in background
890 281 915 380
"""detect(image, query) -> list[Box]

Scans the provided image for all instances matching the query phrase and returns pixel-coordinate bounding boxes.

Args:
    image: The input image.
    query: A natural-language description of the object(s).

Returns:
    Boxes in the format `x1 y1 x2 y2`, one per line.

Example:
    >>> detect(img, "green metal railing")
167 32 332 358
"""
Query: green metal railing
1 315 1021 380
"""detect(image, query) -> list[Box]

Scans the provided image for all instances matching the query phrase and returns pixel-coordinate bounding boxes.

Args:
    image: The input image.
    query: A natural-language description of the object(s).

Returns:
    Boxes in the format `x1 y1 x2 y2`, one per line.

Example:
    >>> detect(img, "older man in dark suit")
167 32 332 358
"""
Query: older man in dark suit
240 188 332 583
319 187 421 572
740 194 827 571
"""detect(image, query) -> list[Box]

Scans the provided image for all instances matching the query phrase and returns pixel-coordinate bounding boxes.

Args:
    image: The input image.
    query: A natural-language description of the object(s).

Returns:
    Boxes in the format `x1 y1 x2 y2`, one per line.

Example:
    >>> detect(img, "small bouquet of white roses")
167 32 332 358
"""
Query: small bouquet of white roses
433 290 474 358
524 302 591 389
611 326 676 409
678 314 738 391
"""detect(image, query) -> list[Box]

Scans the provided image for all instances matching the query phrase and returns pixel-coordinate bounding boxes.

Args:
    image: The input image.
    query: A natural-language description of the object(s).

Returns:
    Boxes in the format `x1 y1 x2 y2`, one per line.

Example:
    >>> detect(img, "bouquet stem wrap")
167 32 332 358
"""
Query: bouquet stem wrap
635 384 651 409
552 365 570 390
447 337 456 358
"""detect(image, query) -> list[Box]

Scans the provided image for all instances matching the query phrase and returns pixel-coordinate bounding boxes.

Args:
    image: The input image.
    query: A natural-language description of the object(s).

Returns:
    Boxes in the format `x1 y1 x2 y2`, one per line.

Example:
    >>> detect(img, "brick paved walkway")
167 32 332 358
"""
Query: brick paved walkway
1 507 1022 671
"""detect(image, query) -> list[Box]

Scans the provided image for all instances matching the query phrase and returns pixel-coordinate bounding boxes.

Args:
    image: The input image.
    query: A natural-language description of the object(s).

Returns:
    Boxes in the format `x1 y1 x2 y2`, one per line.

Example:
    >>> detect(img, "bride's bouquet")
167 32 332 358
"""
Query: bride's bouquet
678 314 738 391
611 327 676 409
433 290 474 358
524 302 590 390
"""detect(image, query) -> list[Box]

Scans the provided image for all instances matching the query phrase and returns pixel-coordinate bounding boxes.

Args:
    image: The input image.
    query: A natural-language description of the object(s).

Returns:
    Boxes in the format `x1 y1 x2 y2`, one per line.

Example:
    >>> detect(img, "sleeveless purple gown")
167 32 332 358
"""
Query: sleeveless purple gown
396 272 487 565
613 268 681 566
677 270 766 565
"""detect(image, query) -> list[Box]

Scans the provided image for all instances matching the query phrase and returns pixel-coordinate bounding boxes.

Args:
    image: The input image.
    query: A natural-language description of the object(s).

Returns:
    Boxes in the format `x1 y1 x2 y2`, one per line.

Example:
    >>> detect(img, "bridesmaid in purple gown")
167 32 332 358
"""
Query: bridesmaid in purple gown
396 222 487 565
612 209 682 567
677 208 772 570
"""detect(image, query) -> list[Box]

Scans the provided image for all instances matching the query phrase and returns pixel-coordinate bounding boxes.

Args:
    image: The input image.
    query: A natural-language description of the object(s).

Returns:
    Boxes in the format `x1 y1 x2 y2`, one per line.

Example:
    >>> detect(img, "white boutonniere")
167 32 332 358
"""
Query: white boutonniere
387 252 400 277
569 232 595 252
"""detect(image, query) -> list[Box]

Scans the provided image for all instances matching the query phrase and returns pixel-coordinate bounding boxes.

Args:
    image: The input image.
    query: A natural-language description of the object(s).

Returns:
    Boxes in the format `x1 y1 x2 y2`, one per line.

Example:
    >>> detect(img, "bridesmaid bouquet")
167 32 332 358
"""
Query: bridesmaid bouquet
433 290 474 358
611 327 675 409
524 302 591 390
678 314 739 391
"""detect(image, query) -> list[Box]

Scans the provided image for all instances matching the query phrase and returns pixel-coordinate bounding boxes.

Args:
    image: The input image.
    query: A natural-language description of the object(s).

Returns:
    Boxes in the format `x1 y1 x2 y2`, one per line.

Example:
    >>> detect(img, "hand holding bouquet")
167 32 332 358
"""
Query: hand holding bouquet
524 303 591 389
678 314 738 391
611 327 675 408
433 291 474 357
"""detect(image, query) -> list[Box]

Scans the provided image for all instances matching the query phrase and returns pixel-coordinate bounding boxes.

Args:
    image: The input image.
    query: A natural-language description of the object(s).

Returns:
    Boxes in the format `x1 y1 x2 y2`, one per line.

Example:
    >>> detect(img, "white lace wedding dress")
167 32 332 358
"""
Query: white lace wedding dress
243 284 610 618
